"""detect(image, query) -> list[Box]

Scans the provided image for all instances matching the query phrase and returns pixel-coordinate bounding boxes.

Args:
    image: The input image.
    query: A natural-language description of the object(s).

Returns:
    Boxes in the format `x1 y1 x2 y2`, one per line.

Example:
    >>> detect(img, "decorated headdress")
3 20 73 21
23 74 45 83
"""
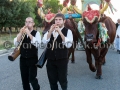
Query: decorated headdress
83 10 100 23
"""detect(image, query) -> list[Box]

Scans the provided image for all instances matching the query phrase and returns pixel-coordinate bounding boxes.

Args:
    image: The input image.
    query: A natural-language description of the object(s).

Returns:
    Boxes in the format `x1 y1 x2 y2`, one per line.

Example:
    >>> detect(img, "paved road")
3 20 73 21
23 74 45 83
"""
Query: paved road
0 48 120 90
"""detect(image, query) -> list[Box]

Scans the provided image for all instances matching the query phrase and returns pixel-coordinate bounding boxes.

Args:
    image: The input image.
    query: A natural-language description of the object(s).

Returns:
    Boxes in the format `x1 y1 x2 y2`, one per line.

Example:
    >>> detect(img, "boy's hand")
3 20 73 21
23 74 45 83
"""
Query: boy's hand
49 24 57 32
20 26 26 34
55 26 61 34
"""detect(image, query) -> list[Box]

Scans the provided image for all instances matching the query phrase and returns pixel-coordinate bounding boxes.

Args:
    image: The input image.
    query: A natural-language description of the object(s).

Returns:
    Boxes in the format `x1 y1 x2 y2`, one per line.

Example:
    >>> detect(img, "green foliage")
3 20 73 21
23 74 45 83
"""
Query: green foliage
14 0 37 27
75 18 81 23
34 7 42 27
0 0 13 27
43 0 63 13
0 0 41 28
0 0 63 28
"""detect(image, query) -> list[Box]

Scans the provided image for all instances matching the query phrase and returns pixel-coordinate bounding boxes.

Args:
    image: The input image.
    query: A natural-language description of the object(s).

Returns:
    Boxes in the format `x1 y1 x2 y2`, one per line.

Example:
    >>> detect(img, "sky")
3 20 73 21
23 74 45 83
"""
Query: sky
59 0 120 23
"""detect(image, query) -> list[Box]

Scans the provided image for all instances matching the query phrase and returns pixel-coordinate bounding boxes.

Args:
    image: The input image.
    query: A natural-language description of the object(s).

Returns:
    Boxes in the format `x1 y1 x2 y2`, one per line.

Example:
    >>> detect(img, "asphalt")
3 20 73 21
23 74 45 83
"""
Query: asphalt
0 48 120 90
0 48 15 55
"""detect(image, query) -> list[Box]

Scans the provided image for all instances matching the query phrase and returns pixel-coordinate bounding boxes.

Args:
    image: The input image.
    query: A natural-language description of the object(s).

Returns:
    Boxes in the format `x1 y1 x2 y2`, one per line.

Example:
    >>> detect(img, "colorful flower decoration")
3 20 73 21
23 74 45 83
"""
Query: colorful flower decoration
83 10 100 23
63 0 69 7
105 0 110 3
45 13 55 23
70 0 76 6
98 22 109 43
37 0 43 7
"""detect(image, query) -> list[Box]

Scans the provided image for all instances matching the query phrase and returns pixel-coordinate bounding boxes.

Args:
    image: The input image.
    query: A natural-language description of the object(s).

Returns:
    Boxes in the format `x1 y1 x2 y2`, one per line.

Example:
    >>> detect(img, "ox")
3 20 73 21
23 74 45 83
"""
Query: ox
82 5 116 78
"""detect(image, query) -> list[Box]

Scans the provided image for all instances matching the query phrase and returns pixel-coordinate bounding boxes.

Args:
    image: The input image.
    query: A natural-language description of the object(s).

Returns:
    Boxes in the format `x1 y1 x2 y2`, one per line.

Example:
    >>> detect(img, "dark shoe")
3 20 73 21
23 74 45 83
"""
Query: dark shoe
37 85 40 90
34 85 40 90
117 50 119 52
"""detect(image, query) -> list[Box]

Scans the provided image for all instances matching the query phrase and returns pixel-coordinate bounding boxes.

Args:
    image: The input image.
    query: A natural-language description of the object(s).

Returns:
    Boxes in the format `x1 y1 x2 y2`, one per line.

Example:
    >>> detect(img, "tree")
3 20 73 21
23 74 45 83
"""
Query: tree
0 0 14 28
0 0 63 31
0 0 39 29
14 0 37 27
43 0 63 14
0 0 21 33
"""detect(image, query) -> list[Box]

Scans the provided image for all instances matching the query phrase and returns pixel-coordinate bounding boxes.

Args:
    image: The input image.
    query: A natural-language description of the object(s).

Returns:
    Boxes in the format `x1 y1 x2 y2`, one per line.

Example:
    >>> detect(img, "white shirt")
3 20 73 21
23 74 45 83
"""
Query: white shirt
116 25 120 37
14 31 41 48
42 26 73 48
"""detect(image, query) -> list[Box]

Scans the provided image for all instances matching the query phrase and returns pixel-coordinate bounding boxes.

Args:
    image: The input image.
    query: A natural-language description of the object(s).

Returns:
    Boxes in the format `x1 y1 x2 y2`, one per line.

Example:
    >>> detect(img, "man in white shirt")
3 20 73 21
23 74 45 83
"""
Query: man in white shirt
114 19 120 54
42 13 73 90
14 17 41 90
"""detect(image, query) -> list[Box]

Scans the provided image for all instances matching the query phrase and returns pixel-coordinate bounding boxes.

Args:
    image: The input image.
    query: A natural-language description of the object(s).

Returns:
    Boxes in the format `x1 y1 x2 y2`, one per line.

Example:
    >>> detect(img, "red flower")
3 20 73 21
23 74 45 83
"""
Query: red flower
105 0 110 3
83 10 100 22
37 0 43 7
63 1 68 7
63 0 69 7
71 0 76 5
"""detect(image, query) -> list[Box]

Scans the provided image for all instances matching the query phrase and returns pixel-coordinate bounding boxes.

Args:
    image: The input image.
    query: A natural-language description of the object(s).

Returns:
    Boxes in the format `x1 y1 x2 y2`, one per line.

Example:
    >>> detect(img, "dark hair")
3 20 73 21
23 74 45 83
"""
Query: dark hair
54 13 65 20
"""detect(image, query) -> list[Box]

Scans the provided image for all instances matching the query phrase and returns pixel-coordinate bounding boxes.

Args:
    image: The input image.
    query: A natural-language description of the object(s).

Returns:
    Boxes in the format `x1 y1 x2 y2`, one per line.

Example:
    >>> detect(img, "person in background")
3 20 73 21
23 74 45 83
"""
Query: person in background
14 17 41 90
42 13 73 90
114 19 120 53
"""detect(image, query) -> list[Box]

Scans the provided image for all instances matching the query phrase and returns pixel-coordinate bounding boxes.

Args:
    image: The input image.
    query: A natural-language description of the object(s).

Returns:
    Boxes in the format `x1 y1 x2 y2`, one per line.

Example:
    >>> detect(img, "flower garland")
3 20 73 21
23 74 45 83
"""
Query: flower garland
98 22 109 44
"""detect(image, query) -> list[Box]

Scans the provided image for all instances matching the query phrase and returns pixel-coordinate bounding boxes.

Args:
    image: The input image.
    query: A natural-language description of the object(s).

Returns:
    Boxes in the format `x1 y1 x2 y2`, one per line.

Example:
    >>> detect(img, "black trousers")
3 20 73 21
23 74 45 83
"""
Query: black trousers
46 58 68 90
20 56 40 90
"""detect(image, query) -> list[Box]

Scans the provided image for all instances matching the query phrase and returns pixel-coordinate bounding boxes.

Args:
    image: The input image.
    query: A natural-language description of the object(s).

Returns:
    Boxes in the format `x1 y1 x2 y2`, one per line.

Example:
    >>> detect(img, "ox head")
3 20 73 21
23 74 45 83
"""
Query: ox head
40 12 55 35
83 10 100 43
82 1 109 44
42 14 55 35
37 0 55 35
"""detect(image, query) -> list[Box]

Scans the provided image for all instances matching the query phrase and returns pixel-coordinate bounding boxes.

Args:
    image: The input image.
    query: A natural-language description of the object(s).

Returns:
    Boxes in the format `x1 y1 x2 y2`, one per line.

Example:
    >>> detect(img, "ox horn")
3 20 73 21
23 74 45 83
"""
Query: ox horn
61 7 68 14
61 0 69 14
100 2 109 14
61 0 82 14
73 5 82 14
70 0 82 14
37 0 45 19
38 7 45 19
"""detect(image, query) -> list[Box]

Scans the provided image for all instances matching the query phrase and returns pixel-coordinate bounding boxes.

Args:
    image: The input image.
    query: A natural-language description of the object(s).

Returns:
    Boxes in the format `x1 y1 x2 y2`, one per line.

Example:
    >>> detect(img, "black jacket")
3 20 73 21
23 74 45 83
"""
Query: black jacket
46 27 68 60
20 30 38 58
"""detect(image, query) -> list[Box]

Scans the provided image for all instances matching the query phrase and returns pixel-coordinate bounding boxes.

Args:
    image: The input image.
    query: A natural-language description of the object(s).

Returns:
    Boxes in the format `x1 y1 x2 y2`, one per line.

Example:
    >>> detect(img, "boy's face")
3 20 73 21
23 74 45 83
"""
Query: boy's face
25 18 34 29
55 17 65 28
